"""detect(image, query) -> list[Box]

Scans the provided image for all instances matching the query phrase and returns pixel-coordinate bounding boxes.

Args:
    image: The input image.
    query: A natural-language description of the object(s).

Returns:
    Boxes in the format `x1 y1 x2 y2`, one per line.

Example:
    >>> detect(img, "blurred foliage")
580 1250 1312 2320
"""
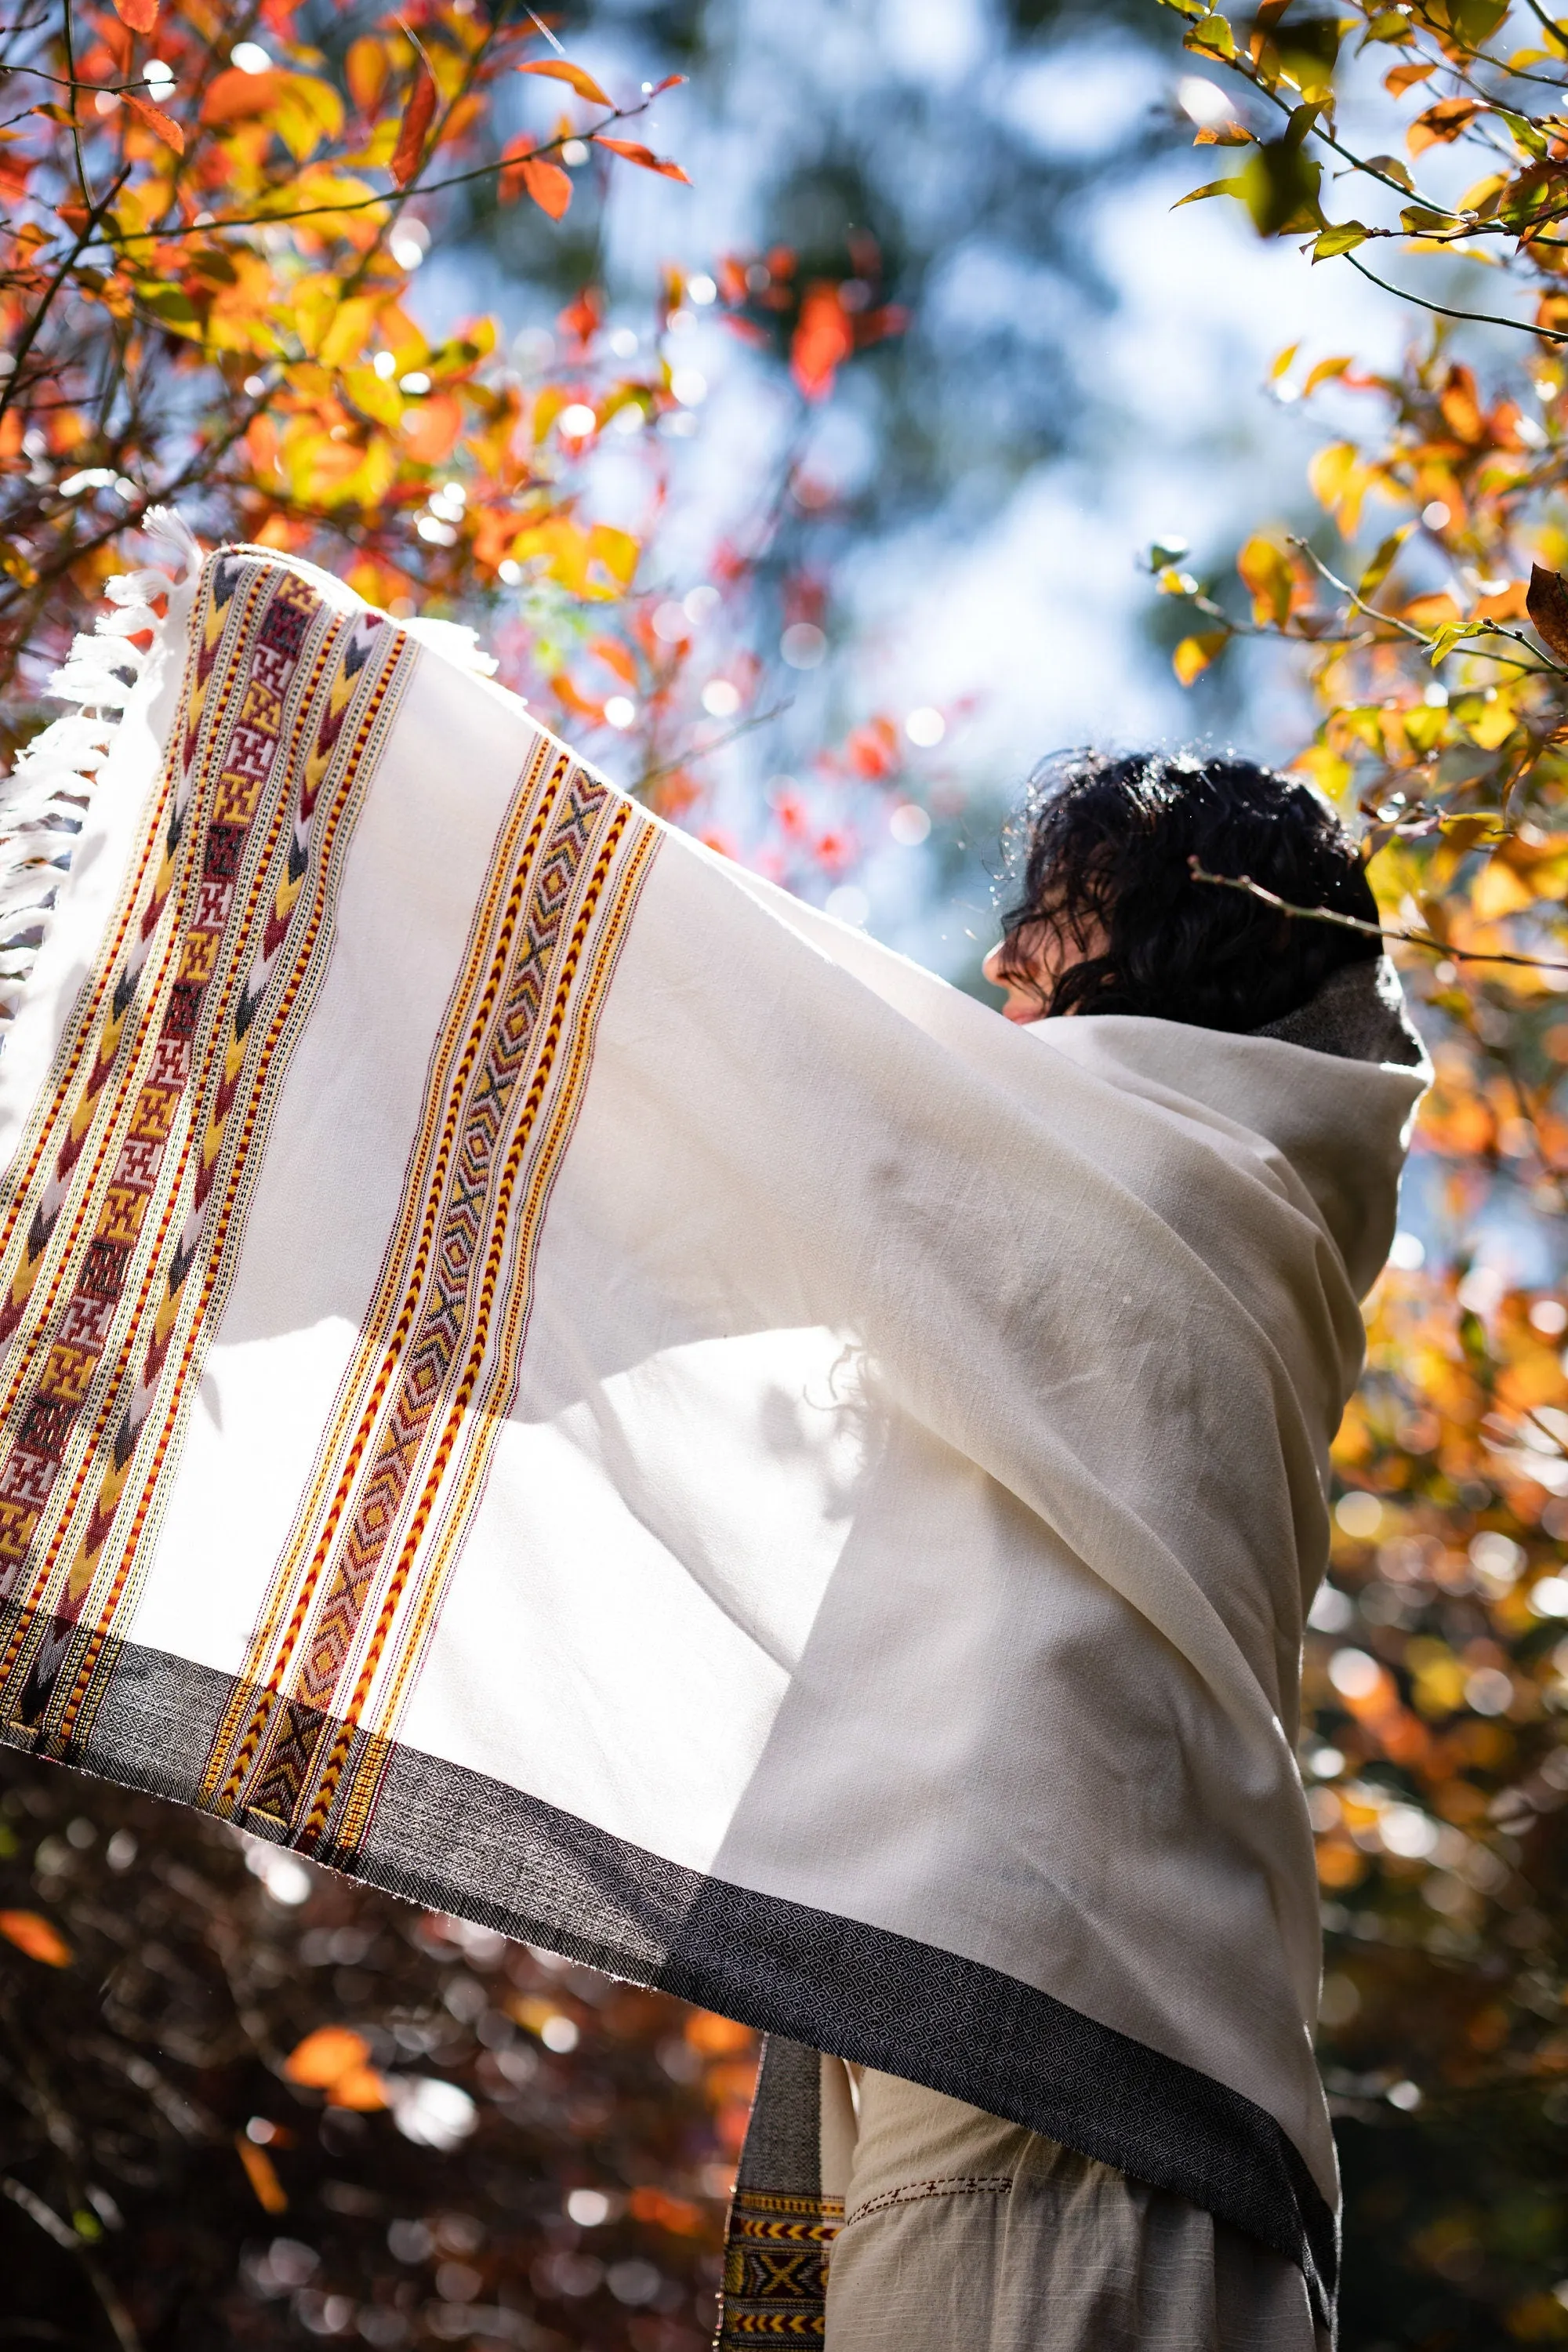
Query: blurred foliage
1160 0 1568 2337
0 1749 753 2349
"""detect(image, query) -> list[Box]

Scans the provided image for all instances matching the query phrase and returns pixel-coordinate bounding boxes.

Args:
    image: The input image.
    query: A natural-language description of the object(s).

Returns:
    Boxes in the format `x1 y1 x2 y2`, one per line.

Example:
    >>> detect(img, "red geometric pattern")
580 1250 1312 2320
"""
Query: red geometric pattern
216 762 623 1838
0 554 410 1744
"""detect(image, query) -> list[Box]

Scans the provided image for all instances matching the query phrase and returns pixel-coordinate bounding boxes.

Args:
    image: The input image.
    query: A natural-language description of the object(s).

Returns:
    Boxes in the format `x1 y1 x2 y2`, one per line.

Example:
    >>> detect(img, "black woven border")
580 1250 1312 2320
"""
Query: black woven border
3 1630 1336 2328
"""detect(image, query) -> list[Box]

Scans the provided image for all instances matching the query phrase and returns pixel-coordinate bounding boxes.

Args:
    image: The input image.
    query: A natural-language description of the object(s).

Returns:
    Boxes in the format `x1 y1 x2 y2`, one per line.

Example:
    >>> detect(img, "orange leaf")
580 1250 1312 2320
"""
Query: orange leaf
201 67 284 126
501 143 572 220
113 0 158 27
790 284 853 400
590 634 638 685
392 56 437 190
1385 58 1436 94
284 2026 370 2089
401 390 463 466
0 1910 72 1967
1407 97 1483 156
123 91 184 153
327 2063 390 2112
517 58 612 107
593 135 690 185
345 36 388 117
235 2136 288 2214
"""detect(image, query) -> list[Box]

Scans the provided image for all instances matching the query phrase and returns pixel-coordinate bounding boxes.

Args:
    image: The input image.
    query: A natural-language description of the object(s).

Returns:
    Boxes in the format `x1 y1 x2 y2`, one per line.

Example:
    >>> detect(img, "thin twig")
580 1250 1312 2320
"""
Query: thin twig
635 700 793 790
1188 858 1568 971
1344 248 1568 347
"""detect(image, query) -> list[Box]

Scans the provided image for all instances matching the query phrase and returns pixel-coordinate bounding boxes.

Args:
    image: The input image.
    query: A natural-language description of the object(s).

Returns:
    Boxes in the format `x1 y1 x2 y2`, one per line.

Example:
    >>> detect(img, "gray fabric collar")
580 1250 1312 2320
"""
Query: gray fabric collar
1253 956 1425 1069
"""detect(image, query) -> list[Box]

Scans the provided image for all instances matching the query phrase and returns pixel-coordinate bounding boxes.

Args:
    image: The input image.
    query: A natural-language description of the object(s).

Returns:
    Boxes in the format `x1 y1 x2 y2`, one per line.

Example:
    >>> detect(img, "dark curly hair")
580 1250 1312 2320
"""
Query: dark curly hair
996 750 1380 1033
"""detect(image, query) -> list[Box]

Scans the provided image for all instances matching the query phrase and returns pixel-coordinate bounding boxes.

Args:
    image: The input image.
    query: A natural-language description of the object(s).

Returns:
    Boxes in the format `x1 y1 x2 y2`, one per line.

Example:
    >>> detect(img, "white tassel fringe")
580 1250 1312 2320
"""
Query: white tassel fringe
0 507 200 1040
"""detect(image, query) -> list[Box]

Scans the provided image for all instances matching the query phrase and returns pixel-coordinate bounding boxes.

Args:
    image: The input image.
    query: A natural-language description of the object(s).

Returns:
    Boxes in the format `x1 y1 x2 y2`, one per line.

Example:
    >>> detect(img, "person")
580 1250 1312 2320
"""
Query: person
728 749 1425 2352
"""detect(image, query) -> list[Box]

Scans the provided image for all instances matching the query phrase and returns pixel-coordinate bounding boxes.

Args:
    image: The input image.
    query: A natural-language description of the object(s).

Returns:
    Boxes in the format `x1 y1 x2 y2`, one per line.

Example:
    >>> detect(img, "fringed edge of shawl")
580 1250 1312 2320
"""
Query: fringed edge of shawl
0 506 201 1050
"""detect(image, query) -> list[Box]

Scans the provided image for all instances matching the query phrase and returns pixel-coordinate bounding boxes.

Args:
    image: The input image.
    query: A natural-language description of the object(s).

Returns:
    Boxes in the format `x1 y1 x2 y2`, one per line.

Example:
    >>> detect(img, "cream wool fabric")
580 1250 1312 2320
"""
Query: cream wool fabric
0 546 1428 2335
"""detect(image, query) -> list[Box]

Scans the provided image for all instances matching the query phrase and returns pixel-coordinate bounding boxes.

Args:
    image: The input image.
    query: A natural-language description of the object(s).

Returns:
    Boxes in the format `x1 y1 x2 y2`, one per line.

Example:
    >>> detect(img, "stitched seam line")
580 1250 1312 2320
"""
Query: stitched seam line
843 2176 1014 2227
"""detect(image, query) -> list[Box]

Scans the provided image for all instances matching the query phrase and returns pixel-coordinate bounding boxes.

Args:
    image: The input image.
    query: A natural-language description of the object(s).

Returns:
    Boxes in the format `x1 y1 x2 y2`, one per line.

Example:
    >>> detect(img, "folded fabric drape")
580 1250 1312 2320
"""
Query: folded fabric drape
0 543 1428 2336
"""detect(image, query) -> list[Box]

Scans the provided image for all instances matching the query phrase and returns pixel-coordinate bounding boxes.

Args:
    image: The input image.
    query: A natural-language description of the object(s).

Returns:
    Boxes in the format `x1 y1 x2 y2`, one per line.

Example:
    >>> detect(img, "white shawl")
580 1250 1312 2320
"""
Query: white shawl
0 542 1428 2329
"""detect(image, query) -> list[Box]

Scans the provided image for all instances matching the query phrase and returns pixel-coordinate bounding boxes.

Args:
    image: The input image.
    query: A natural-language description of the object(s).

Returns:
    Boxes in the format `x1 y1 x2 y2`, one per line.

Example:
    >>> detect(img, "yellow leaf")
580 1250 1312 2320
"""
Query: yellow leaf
1292 743 1352 797
1472 858 1536 920
346 36 390 116
1308 441 1371 534
1467 698 1519 750
588 522 639 590
1174 631 1228 684
316 297 379 370
0 1910 71 1966
1237 534 1294 626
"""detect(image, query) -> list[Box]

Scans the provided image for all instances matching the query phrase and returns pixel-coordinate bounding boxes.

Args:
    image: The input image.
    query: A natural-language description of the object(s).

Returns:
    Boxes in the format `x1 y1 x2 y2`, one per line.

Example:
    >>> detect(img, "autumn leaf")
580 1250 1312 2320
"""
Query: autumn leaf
111 0 158 27
281 2025 387 2107
790 285 854 399
0 1909 71 1966
235 2136 287 2214
517 58 612 107
346 36 389 117
1408 98 1483 155
1237 535 1294 626
392 55 438 190
500 140 572 220
1174 631 1228 684
593 136 691 184
1527 563 1568 663
1312 221 1368 261
284 2025 368 2087
201 67 284 126
123 92 184 154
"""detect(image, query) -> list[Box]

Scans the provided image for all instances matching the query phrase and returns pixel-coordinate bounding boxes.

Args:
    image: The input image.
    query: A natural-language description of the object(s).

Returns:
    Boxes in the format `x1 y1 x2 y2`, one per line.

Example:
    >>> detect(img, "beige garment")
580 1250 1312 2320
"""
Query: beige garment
819 2059 1327 2352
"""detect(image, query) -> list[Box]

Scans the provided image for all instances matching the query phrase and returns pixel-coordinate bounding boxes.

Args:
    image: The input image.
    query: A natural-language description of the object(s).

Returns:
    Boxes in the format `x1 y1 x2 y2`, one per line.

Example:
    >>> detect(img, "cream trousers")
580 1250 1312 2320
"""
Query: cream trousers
818 2060 1328 2352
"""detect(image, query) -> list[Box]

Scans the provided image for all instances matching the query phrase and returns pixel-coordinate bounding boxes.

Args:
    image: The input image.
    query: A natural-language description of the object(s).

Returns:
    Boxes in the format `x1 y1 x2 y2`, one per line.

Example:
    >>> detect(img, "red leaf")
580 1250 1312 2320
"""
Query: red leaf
517 58 611 107
647 74 686 96
392 56 437 190
790 284 854 401
112 0 158 27
123 90 184 153
593 135 689 184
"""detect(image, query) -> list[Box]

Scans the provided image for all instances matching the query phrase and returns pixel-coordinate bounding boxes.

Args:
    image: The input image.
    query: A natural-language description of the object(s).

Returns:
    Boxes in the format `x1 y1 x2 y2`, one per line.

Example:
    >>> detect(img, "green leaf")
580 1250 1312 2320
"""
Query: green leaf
1425 619 1472 665
1185 13 1237 60
1400 203 1453 234
1313 221 1370 260
134 282 200 326
1493 105 1548 158
1237 129 1325 236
